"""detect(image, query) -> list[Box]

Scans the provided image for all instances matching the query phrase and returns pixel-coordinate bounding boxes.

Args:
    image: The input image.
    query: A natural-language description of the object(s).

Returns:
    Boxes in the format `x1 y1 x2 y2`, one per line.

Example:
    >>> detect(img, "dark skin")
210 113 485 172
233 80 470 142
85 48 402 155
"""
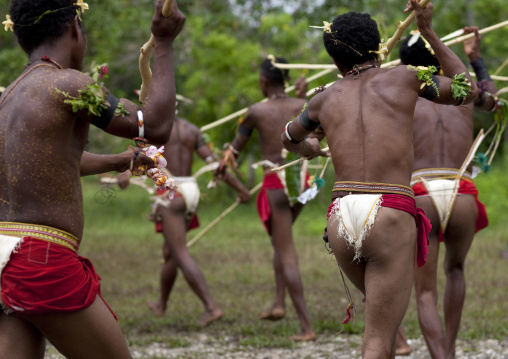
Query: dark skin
282 1 478 358
226 70 316 341
0 1 185 358
396 27 496 359
118 117 250 327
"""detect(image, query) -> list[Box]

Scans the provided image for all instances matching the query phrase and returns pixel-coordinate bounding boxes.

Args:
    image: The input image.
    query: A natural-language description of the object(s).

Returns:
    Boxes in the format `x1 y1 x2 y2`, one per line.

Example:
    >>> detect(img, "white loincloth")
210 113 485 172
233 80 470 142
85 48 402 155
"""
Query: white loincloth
329 194 383 262
420 178 458 232
0 234 24 314
152 177 200 220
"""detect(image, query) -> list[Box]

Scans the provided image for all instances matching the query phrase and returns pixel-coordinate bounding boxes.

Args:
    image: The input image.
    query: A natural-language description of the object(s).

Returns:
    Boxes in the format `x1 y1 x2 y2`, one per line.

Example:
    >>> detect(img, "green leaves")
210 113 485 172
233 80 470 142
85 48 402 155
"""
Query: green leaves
450 72 472 100
285 151 302 206
407 65 440 97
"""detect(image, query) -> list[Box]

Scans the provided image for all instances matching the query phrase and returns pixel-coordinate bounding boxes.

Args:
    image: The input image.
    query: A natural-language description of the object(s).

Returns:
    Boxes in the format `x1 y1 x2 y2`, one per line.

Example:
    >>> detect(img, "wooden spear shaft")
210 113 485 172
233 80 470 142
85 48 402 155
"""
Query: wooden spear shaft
139 0 175 103
270 147 330 173
199 68 335 132
187 182 263 248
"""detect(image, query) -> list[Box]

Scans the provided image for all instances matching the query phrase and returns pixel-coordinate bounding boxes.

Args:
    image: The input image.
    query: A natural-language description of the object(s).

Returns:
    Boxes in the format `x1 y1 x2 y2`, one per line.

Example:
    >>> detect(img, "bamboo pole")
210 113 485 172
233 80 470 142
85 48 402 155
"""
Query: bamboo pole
493 58 508 76
271 20 508 71
199 68 335 132
187 182 263 248
138 0 175 103
270 147 330 173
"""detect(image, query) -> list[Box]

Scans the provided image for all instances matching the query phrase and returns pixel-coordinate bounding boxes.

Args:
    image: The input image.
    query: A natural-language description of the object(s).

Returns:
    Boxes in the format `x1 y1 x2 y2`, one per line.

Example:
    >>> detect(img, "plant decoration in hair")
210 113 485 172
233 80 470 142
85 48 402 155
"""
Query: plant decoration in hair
3 2 89 32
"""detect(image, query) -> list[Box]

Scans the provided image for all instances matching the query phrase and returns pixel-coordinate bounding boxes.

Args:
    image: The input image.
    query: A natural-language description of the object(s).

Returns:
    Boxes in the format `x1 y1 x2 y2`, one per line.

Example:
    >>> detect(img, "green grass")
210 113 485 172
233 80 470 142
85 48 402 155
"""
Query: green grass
78 160 508 352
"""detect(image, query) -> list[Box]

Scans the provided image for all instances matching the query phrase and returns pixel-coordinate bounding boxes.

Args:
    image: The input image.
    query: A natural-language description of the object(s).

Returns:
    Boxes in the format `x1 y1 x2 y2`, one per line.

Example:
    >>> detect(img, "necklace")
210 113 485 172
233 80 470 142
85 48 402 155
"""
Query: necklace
0 57 62 107
345 64 376 78
25 56 63 70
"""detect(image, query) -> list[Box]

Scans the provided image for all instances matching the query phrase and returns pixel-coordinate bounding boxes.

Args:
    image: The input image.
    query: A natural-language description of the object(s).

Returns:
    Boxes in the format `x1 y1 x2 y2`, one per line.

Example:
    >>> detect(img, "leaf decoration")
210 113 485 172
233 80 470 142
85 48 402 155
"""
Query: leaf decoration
450 72 472 100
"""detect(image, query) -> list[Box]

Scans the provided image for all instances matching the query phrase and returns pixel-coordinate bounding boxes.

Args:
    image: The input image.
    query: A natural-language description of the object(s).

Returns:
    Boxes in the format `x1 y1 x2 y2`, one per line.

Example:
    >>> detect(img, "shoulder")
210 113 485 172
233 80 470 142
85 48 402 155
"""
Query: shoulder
51 69 94 97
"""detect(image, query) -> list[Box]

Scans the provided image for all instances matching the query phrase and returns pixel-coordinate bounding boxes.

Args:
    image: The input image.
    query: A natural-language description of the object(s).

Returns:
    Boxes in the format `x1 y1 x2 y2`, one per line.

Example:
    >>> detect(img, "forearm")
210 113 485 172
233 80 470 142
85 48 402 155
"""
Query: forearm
80 152 128 177
142 39 176 145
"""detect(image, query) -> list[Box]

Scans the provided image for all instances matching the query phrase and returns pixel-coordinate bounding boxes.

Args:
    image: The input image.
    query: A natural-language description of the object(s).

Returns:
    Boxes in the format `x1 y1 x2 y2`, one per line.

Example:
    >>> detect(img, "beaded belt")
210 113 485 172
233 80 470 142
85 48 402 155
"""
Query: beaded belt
332 181 414 198
411 168 472 186
0 222 80 252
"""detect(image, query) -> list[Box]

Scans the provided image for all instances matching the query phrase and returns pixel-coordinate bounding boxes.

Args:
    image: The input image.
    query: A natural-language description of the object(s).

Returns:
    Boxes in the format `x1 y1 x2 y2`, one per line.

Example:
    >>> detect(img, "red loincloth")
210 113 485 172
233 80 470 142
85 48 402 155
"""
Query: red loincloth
155 190 200 233
256 172 310 235
327 194 431 267
1 237 116 319
412 179 488 241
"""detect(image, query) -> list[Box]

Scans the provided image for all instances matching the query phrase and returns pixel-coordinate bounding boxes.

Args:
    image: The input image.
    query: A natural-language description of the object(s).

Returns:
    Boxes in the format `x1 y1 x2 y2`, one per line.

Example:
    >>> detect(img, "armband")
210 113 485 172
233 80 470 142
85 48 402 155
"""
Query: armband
299 107 320 131
238 124 253 137
205 155 217 164
228 144 240 156
91 93 119 130
133 110 148 147
284 121 302 144
195 138 206 149
419 75 440 101
470 58 492 82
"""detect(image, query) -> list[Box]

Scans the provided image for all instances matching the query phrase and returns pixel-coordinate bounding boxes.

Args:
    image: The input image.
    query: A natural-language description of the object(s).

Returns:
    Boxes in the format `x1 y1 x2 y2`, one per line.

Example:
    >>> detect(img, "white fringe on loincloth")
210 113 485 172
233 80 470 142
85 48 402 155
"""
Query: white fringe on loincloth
329 194 383 262
0 234 24 314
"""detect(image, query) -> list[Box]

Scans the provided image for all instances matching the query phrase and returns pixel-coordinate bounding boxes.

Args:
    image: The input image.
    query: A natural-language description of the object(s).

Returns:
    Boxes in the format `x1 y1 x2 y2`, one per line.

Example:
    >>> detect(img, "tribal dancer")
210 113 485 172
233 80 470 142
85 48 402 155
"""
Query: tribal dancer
396 26 495 358
0 1 185 358
282 1 478 358
118 114 250 327
217 56 317 341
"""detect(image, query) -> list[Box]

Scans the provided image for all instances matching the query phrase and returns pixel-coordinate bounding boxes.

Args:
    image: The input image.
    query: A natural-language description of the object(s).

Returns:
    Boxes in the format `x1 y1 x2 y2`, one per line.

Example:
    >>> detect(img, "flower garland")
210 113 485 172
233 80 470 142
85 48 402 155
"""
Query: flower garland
3 2 88 32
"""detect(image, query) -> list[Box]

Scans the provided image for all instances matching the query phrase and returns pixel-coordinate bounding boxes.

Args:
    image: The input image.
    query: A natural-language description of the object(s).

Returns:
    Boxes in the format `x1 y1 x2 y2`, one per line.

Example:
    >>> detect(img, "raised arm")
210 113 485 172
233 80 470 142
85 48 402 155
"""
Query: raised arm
463 26 499 112
408 0 478 105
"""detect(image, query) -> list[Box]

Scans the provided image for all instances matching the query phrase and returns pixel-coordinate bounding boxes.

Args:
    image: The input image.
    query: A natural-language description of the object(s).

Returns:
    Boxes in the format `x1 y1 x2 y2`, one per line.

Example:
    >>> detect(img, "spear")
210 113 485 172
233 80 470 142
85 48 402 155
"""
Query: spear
187 182 263 248
138 0 175 103
270 147 330 173
200 68 335 132
271 20 508 71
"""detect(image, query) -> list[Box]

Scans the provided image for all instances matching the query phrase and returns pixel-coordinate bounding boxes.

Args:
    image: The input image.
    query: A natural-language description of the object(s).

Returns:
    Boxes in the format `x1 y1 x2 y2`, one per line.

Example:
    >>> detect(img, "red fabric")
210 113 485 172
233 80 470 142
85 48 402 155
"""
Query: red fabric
380 194 431 267
327 194 431 267
154 191 200 233
1 237 115 318
257 173 285 235
256 172 311 235
412 179 488 241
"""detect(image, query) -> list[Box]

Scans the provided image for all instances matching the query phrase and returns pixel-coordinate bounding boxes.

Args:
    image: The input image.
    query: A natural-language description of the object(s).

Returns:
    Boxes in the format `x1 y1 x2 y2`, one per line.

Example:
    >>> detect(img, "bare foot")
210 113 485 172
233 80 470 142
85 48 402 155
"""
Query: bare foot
199 308 223 327
395 327 412 356
289 331 316 342
259 307 285 321
146 300 165 316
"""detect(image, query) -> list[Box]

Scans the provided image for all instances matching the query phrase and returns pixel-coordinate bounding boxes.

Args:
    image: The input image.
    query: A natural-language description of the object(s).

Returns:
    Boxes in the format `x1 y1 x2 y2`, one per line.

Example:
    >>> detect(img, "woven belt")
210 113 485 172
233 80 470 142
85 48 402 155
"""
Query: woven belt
0 222 80 252
332 181 414 198
411 168 472 186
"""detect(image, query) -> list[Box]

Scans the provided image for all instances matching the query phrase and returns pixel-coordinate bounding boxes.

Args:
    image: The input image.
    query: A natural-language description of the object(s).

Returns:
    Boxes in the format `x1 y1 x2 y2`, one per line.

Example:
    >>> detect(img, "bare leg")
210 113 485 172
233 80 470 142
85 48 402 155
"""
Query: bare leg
328 207 416 359
266 190 315 341
414 197 447 359
260 201 305 321
160 198 222 326
0 312 45 359
442 195 477 358
147 240 178 316
259 249 286 320
21 295 132 359
395 326 412 356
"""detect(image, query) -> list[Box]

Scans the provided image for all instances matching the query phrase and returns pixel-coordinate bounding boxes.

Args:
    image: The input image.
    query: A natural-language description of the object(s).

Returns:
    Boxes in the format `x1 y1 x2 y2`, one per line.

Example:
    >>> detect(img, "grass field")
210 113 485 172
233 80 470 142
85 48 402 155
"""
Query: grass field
77 160 508 352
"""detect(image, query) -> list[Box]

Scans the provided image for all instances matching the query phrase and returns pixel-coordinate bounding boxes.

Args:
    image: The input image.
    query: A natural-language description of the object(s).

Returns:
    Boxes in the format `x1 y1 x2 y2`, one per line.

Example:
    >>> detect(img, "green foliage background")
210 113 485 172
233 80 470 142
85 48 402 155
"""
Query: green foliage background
0 0 507 155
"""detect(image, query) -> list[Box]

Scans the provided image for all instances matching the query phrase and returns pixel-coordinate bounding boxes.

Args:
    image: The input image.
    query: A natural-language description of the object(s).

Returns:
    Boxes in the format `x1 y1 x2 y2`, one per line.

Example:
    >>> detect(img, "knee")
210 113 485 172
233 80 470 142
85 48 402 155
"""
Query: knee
444 261 465 275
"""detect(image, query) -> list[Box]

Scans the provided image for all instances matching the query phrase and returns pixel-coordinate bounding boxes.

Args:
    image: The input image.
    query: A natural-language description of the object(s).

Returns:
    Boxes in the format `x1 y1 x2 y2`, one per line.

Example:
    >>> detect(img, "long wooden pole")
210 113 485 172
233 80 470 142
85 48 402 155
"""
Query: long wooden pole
187 182 263 248
139 0 175 103
271 20 508 71
270 147 330 173
199 68 335 132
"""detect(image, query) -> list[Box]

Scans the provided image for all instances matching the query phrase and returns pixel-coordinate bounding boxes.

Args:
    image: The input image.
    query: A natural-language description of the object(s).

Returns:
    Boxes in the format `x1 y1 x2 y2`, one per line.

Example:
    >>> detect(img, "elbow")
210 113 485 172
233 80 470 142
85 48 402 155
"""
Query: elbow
144 116 174 146
464 83 479 106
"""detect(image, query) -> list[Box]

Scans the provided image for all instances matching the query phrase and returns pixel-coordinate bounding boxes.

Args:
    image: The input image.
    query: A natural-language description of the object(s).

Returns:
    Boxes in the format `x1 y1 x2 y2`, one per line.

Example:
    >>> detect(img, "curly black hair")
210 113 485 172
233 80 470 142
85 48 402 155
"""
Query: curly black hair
260 56 290 86
9 0 81 54
399 35 440 68
323 12 381 69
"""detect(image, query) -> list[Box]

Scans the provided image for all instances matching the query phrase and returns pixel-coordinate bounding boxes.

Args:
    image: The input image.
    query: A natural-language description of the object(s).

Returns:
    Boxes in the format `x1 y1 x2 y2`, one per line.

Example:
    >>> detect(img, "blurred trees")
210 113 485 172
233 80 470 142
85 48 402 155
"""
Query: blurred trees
0 0 507 154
